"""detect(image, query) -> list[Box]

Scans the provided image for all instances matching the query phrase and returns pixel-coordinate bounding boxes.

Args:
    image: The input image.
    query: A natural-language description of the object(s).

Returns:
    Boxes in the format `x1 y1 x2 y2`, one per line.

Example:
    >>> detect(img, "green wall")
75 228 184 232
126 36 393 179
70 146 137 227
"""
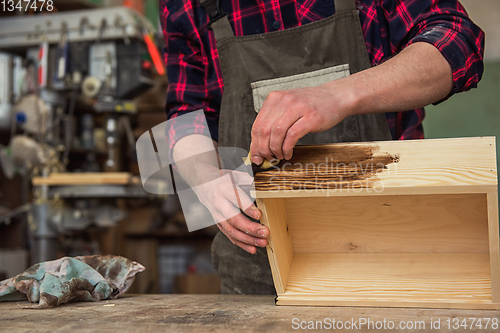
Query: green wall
88 0 160 30
424 61 500 198
145 0 160 31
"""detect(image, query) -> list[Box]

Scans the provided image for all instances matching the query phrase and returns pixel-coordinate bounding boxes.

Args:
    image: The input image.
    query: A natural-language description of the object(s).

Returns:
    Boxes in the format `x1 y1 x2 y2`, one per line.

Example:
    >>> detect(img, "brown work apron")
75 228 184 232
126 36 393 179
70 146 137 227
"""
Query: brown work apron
202 0 392 294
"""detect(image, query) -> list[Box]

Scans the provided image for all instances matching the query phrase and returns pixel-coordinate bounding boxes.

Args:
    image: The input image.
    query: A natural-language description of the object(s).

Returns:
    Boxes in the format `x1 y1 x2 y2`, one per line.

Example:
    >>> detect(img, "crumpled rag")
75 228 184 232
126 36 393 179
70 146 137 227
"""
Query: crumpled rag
0 255 145 308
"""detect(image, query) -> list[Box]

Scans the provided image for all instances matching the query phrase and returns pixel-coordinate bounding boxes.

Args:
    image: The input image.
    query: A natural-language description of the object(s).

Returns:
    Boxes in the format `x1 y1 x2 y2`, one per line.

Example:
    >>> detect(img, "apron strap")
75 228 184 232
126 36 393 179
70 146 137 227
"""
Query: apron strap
334 0 358 13
200 0 235 41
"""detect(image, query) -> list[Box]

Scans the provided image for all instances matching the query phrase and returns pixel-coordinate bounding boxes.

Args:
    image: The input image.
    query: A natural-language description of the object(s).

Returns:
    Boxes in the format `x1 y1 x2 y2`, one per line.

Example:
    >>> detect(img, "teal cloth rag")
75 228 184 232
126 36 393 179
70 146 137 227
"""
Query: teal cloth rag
0 255 145 308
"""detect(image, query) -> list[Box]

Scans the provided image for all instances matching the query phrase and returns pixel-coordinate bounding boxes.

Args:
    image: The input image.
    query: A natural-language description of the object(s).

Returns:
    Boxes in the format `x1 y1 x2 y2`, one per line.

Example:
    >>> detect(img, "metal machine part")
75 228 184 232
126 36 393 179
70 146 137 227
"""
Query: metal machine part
104 116 120 171
50 203 126 231
0 7 161 263
13 91 66 144
115 41 153 99
0 53 23 130
10 135 47 167
90 43 117 95
81 76 102 98
47 184 150 199
0 53 13 130
31 202 58 264
2 8 154 95
13 95 51 135
88 41 153 102
0 8 154 49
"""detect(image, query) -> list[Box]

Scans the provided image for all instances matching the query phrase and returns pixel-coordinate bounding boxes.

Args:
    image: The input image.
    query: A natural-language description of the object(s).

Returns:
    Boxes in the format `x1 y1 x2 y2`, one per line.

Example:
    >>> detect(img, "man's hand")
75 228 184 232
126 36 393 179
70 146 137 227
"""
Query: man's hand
194 169 269 254
173 134 269 254
250 42 453 165
250 84 353 165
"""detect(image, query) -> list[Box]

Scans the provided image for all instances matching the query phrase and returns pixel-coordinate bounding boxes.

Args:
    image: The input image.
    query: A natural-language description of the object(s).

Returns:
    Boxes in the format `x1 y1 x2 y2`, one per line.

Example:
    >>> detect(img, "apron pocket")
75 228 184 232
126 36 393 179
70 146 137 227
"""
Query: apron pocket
250 64 350 113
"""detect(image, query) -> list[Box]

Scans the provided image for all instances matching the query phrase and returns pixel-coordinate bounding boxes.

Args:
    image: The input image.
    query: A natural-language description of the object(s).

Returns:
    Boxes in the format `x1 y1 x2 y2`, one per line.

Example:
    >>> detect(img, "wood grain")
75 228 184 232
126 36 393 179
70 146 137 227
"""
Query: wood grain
2 295 500 332
257 198 294 294
276 296 500 309
32 172 132 186
254 144 397 191
284 193 489 254
253 137 497 198
487 191 500 303
281 253 498 309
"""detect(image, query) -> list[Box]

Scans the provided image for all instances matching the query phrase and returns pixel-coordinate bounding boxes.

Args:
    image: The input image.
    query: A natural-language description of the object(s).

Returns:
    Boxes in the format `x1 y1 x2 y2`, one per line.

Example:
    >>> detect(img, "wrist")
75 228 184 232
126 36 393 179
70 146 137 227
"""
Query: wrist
322 76 360 119
343 79 361 118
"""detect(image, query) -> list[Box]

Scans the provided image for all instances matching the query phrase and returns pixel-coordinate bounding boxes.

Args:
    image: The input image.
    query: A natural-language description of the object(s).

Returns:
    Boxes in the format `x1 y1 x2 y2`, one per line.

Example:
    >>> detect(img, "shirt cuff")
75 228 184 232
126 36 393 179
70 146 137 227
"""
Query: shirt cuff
167 110 219 162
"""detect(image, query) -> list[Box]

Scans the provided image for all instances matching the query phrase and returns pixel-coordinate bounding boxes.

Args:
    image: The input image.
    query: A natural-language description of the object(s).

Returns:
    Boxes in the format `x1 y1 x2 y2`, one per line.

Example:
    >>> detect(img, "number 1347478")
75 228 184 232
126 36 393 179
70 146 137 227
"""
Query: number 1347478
2 0 54 12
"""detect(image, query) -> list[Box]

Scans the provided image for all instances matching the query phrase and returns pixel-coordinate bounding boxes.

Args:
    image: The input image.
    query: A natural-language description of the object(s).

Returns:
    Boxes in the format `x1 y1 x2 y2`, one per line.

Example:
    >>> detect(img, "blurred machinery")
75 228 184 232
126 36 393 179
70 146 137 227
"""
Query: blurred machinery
0 7 165 262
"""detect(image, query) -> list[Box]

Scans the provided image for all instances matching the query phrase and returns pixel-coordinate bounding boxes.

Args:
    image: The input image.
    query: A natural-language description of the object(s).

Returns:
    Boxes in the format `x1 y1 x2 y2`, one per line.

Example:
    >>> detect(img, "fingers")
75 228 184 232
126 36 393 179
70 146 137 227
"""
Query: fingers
269 113 302 160
217 223 256 254
235 185 261 219
215 189 268 254
219 214 268 246
221 185 264 229
217 213 269 254
281 117 311 160
267 117 294 160
251 90 308 163
200 169 269 254
221 172 260 219
251 91 289 164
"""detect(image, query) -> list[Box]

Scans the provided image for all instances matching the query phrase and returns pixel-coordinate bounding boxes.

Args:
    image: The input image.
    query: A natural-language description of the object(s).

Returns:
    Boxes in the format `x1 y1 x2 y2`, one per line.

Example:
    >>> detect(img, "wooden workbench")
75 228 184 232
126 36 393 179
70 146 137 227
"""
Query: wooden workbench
1 295 499 332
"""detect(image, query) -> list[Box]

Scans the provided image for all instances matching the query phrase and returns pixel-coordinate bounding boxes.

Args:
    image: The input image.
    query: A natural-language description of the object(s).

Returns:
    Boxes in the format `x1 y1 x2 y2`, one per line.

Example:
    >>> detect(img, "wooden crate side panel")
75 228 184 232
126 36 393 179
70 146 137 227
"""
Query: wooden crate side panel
487 191 500 303
257 198 294 295
285 194 489 254
285 253 492 304
376 137 497 190
253 137 497 198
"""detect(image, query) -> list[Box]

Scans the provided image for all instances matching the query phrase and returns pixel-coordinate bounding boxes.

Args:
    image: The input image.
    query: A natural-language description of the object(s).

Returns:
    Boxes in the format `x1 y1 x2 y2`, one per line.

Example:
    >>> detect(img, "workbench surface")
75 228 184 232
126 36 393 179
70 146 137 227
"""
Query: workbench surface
1 295 499 332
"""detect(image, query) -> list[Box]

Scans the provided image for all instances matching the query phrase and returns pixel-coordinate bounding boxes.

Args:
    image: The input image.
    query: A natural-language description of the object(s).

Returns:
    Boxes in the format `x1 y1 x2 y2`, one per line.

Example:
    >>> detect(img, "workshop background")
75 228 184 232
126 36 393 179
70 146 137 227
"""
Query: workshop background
0 0 498 296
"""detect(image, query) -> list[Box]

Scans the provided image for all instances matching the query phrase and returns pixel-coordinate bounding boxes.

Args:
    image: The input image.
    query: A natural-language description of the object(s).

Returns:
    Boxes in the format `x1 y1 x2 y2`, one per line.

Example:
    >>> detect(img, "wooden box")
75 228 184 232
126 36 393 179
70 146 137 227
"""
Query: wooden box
254 137 499 309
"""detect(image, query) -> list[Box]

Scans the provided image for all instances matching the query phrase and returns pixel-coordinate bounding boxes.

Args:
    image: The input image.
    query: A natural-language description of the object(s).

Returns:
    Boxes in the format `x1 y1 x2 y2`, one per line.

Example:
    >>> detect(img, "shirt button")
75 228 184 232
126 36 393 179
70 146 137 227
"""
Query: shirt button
272 20 280 30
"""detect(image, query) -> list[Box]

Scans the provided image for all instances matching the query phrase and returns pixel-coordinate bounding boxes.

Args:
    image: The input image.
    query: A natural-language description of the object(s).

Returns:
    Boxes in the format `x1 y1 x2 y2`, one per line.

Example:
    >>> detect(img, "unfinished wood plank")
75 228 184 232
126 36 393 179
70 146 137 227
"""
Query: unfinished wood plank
284 253 493 306
256 198 294 294
285 193 489 254
276 296 500 309
253 137 497 198
487 191 500 303
32 172 131 186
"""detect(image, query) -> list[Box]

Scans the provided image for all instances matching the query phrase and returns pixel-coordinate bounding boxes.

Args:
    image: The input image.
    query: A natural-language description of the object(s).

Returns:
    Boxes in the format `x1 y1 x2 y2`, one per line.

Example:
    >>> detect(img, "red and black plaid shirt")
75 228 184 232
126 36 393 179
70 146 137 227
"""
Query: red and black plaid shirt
160 0 484 147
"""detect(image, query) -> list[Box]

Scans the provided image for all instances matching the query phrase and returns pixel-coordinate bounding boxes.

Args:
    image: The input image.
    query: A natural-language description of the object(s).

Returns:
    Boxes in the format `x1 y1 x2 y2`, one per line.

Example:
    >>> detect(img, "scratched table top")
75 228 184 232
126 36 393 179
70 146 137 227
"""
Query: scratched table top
1 295 499 332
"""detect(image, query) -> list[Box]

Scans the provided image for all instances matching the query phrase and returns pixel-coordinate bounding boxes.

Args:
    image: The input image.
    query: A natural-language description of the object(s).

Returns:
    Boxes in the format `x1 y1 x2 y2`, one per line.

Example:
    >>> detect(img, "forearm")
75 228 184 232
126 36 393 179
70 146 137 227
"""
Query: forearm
334 42 453 117
172 134 221 188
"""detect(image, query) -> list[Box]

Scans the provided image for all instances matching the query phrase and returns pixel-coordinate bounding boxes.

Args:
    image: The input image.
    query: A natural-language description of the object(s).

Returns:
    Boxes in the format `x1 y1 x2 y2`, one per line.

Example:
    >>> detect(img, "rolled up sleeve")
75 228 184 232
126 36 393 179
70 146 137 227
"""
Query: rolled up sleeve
383 0 485 102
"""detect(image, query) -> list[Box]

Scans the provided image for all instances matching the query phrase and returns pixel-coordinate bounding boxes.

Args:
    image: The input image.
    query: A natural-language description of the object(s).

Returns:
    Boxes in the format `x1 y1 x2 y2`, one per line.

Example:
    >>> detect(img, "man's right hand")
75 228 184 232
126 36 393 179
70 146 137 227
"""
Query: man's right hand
194 169 269 254
173 134 269 254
